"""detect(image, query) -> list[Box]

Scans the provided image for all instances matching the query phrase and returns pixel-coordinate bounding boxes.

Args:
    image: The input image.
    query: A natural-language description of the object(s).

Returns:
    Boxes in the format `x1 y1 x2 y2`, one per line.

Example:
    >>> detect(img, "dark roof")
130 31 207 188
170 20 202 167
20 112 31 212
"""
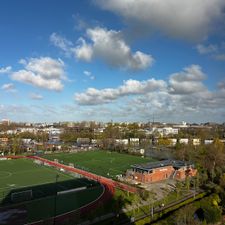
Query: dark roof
47 140 62 145
131 160 194 172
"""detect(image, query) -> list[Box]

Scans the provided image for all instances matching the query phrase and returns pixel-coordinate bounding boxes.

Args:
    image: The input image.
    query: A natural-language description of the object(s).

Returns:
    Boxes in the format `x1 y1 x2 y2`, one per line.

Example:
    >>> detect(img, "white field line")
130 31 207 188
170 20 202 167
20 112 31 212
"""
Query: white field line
0 164 76 192
0 171 12 179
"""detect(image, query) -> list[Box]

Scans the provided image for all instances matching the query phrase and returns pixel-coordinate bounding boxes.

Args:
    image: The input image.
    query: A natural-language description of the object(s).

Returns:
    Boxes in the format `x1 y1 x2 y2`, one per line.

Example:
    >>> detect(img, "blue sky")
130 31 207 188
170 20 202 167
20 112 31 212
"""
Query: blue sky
0 0 225 123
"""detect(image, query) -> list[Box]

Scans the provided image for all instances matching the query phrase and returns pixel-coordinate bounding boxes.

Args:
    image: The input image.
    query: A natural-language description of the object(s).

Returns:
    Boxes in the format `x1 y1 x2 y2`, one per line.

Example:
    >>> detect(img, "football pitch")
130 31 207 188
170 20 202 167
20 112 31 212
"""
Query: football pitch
0 158 104 224
0 158 72 200
44 150 155 178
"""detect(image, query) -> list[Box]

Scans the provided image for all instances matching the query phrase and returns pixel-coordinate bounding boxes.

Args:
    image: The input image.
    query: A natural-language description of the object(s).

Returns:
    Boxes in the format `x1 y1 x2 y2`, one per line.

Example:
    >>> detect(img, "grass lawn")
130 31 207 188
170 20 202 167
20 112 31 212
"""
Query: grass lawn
0 158 104 223
43 150 155 178
0 158 73 200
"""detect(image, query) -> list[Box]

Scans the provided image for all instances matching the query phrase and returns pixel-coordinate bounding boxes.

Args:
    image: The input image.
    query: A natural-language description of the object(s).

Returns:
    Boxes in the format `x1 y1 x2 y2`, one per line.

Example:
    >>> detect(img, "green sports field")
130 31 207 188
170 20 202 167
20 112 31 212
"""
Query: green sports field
44 150 155 178
0 158 72 200
0 158 103 224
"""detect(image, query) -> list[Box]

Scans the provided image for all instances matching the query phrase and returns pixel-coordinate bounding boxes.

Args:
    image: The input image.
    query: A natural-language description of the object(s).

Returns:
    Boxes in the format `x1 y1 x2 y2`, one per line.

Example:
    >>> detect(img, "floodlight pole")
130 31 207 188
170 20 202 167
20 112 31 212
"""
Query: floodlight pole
53 174 59 225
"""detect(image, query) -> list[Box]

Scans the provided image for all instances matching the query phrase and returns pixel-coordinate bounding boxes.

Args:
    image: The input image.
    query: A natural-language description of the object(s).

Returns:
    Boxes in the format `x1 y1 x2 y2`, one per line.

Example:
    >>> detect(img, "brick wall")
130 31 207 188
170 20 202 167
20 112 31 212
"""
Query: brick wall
129 166 198 183
132 166 175 183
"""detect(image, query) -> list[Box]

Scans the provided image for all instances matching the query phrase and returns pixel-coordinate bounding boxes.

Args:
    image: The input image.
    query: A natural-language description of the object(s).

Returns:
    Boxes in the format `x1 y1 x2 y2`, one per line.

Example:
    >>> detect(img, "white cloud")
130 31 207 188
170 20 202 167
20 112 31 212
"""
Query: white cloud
76 27 154 70
218 81 225 90
1 83 16 92
11 57 66 91
51 27 154 71
50 33 93 61
0 104 29 114
75 78 166 105
30 93 43 100
83 70 95 80
50 33 73 57
96 0 225 41
169 65 207 95
84 70 91 76
76 65 208 105
213 54 225 61
196 42 225 61
0 66 12 74
74 38 94 62
74 64 225 122
196 44 218 54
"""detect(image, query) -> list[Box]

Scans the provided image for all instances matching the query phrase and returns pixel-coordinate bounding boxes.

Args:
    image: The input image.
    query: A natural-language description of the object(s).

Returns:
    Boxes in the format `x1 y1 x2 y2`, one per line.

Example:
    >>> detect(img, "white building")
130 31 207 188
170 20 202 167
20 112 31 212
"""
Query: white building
173 121 188 128
115 139 129 145
129 138 140 146
151 127 179 137
204 139 213 145
162 127 179 136
179 138 189 145
192 139 201 146
169 138 178 146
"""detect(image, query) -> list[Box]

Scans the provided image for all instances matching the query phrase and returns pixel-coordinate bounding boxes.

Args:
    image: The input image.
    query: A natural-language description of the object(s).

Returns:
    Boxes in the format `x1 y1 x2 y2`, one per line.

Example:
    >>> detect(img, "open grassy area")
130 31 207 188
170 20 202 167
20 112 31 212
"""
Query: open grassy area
0 158 72 200
0 158 104 224
44 150 155 178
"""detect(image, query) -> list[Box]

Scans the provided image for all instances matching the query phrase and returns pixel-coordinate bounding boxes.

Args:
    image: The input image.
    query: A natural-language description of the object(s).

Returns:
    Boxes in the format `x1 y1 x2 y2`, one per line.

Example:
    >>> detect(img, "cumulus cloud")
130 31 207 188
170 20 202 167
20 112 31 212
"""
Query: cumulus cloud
11 57 66 91
74 64 225 122
1 83 16 92
76 27 154 70
50 33 74 57
75 78 166 105
50 27 154 71
83 70 95 80
169 65 207 95
196 42 225 61
96 0 225 41
218 81 225 90
75 65 209 106
74 38 94 62
214 54 225 61
196 44 218 54
30 93 43 100
0 66 12 74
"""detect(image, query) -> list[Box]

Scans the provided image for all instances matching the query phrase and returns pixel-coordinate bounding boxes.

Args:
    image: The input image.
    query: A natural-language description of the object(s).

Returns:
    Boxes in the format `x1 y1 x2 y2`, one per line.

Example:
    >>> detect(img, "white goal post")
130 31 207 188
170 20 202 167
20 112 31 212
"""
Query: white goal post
34 159 43 165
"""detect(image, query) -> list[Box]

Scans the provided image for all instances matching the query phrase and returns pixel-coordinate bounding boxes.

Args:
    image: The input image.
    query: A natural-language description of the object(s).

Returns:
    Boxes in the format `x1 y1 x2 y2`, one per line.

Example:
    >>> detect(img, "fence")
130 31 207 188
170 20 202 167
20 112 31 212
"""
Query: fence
27 156 137 193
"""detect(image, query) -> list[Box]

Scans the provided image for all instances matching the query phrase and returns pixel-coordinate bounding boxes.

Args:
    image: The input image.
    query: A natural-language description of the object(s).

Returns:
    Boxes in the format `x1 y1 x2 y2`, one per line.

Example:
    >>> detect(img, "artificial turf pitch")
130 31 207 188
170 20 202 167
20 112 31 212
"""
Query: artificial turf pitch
0 158 103 223
0 158 71 200
44 150 154 178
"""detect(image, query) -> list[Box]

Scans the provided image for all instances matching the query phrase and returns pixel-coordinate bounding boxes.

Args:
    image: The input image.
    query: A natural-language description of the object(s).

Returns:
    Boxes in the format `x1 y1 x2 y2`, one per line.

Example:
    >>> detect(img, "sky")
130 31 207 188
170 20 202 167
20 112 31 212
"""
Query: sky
0 0 225 123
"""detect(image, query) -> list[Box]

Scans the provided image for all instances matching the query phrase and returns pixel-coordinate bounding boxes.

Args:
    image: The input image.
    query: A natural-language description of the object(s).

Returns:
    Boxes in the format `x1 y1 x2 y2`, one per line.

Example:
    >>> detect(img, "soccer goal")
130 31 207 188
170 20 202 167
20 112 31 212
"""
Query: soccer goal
11 190 33 203
34 159 43 165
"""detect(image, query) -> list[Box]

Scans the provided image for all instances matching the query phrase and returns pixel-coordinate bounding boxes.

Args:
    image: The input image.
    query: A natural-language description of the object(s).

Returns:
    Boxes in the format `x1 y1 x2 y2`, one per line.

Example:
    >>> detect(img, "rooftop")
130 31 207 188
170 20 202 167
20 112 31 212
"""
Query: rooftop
131 160 194 172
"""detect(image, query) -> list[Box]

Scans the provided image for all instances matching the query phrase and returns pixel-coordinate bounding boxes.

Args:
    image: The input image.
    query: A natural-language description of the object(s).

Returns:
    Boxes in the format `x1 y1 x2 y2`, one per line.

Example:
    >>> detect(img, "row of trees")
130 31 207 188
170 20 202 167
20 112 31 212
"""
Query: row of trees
0 132 49 154
152 194 223 225
165 139 225 224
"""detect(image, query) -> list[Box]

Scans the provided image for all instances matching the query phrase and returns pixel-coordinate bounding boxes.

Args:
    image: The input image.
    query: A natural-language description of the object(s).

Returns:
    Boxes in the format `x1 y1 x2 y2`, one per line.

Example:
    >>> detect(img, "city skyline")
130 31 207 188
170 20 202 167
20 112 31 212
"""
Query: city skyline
0 0 225 123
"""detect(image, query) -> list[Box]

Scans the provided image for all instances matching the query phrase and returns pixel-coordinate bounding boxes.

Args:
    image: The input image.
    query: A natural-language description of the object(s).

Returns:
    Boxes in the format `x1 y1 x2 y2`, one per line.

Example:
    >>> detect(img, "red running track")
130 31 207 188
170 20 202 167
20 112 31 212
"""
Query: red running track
25 155 137 225
27 156 137 193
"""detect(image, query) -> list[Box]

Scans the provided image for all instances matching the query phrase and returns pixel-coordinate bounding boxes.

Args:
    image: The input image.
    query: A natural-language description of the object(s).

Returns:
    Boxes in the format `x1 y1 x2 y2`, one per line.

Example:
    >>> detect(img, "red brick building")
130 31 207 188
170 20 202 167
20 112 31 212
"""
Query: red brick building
126 160 197 183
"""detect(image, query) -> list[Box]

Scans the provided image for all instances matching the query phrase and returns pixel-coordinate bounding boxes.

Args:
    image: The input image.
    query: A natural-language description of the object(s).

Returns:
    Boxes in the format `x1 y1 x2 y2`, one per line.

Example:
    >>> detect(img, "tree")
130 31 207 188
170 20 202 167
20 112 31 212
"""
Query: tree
185 176 190 192
219 173 225 188
0 144 9 155
11 137 22 154
173 204 198 225
133 193 141 213
176 181 183 199
204 139 225 182
201 194 222 224
158 138 172 146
